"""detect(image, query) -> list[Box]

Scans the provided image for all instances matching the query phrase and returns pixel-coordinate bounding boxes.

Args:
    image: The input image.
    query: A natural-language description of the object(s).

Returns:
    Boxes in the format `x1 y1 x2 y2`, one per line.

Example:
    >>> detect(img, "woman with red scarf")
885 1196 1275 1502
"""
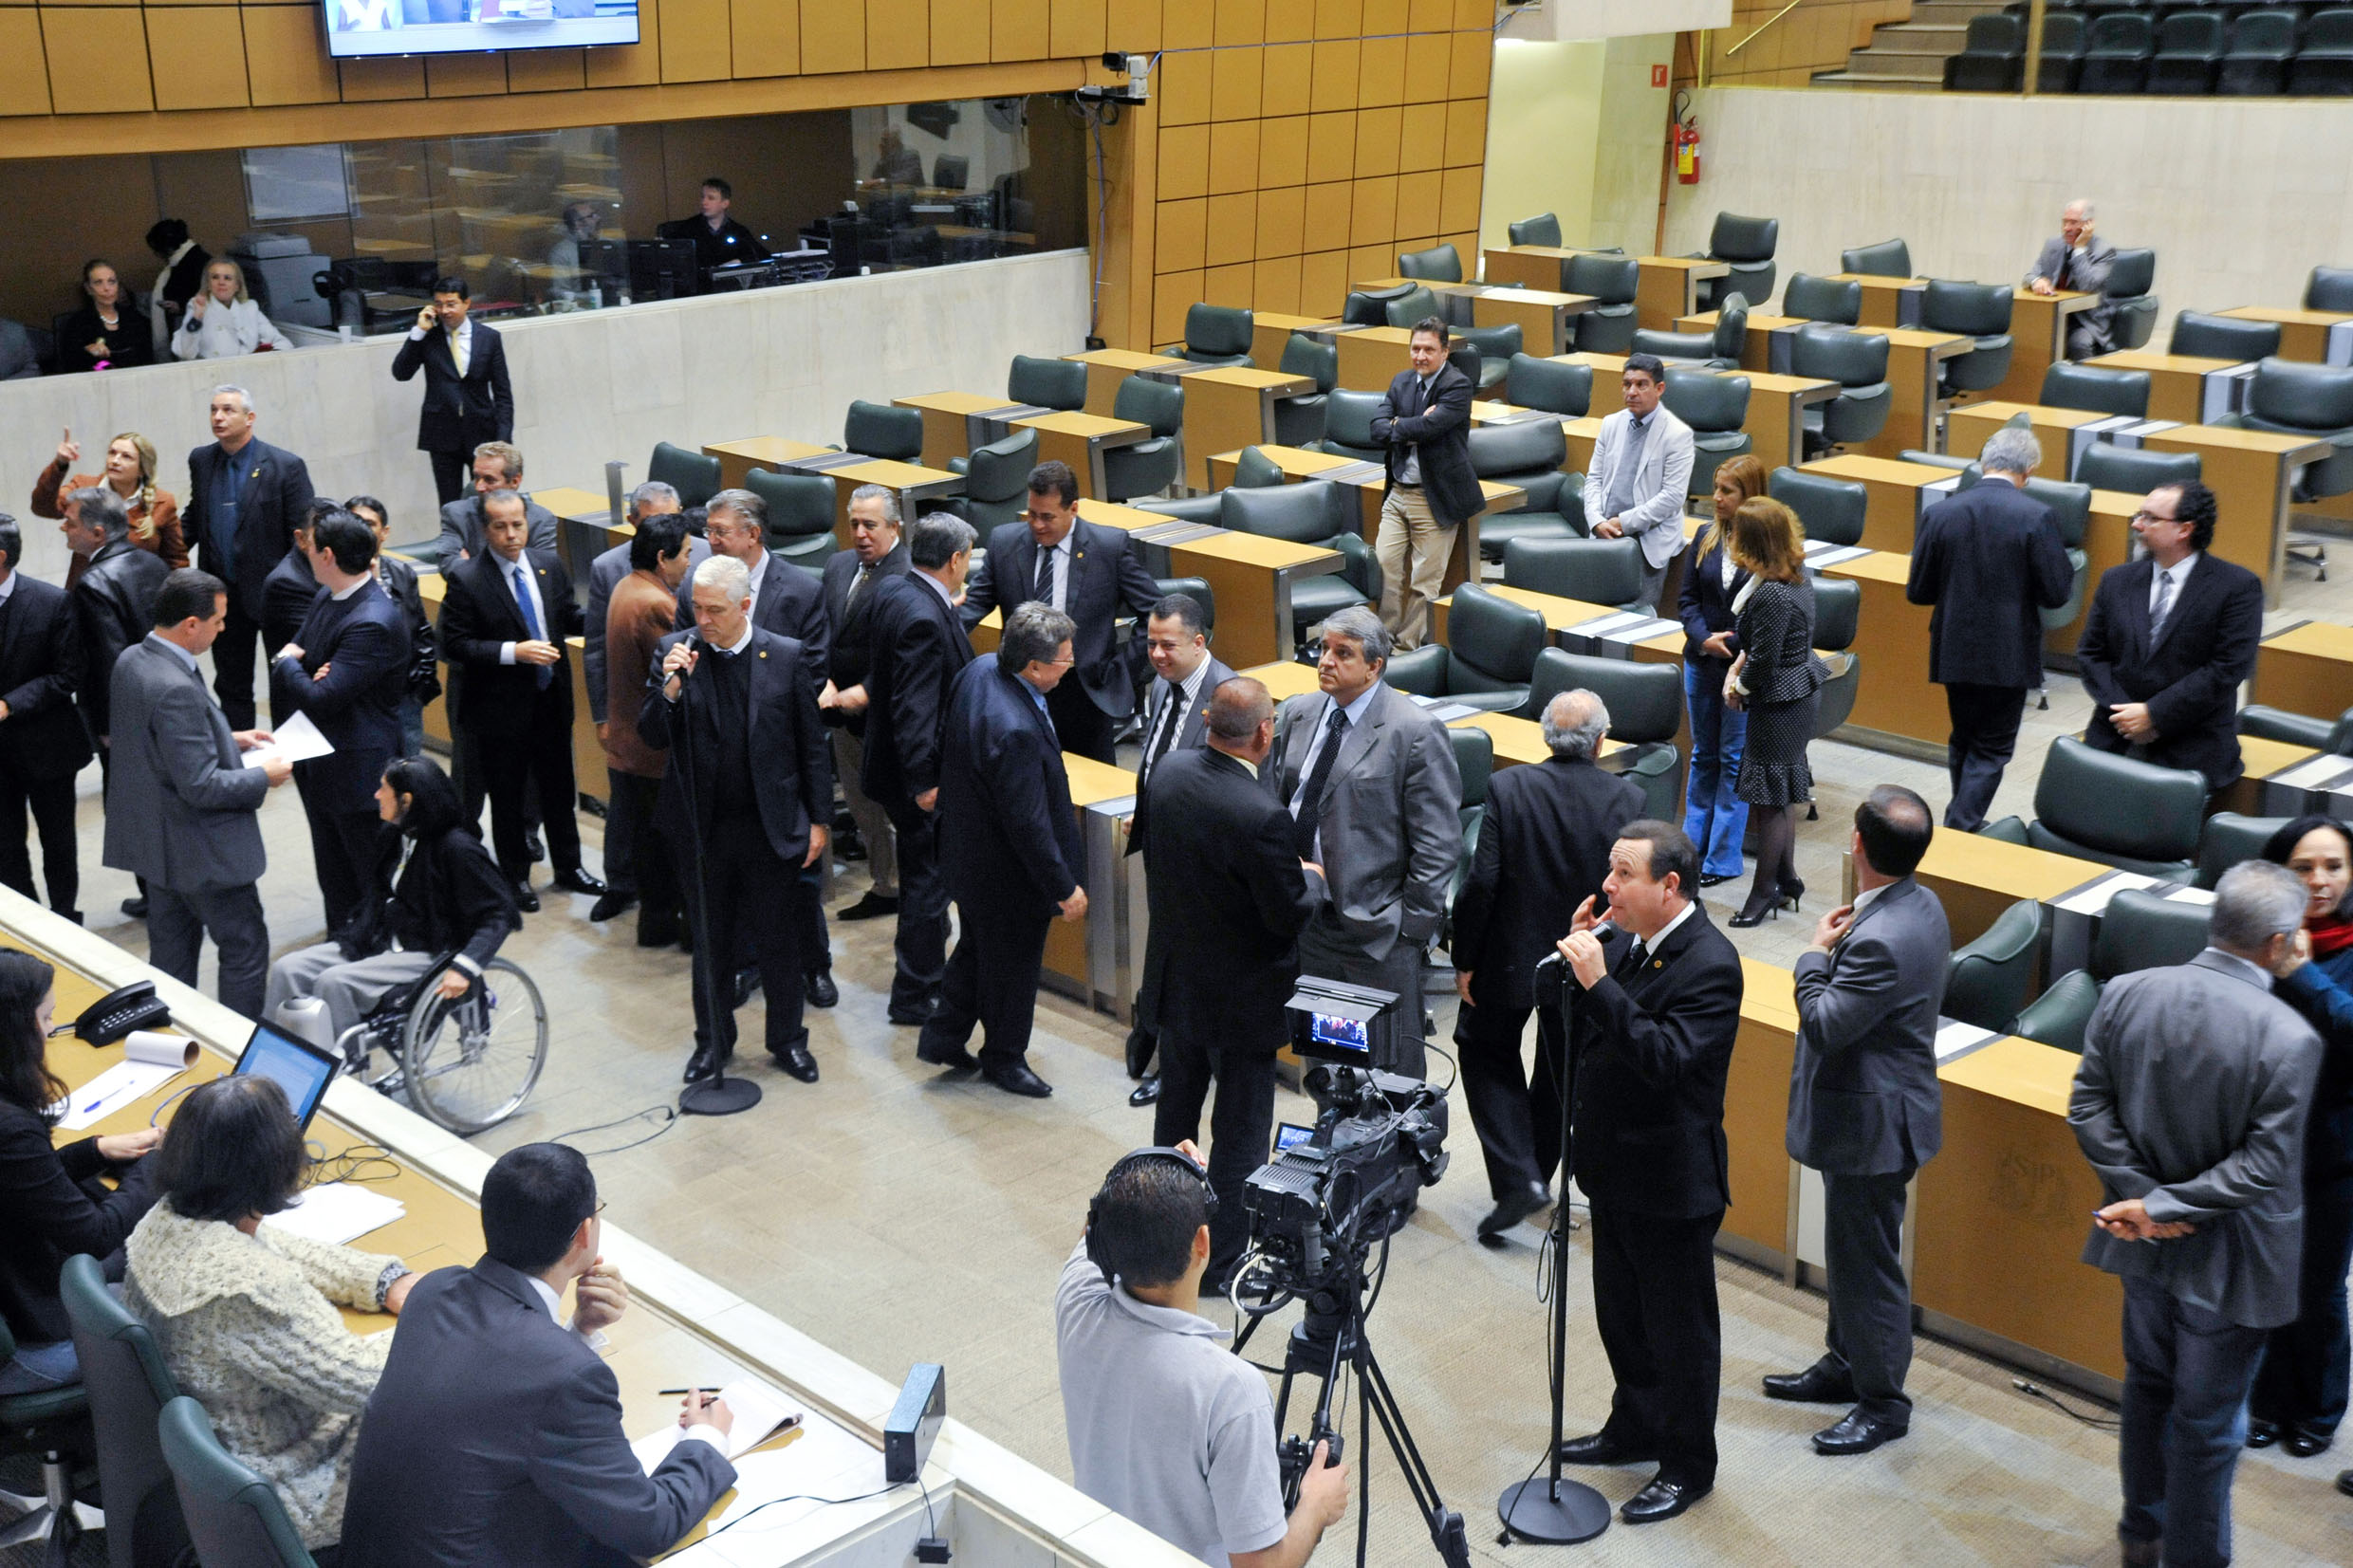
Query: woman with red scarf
2248 815 2353 1462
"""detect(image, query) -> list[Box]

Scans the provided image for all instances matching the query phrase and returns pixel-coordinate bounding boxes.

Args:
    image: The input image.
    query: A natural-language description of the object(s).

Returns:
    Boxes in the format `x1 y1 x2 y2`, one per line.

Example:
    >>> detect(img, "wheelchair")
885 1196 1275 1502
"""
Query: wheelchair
282 955 548 1136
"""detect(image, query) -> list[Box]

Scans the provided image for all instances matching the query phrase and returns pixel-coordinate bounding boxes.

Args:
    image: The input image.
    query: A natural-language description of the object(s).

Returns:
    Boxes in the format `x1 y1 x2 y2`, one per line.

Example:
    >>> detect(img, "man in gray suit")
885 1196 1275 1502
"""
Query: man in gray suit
1268 605 1461 1079
2069 860 2323 1568
1584 353 1695 611
102 569 293 1016
1768 784 1950 1455
2025 197 2120 359
433 441 560 576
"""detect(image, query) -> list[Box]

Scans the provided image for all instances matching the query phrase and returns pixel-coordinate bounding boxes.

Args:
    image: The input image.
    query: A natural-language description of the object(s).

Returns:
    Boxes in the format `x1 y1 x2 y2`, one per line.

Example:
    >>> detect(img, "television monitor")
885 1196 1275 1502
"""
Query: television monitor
324 1 639 62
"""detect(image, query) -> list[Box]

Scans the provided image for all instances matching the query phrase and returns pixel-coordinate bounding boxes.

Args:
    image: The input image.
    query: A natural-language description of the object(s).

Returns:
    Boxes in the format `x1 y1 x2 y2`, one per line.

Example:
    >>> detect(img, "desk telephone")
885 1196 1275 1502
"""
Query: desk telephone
59 982 172 1046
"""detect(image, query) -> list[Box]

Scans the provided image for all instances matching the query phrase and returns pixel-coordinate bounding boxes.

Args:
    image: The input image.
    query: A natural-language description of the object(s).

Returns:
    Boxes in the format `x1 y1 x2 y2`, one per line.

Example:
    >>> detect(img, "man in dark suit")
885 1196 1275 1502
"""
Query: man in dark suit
436 489 605 912
390 276 515 505
957 460 1161 764
1370 316 1482 649
64 486 169 918
1144 676 1322 1283
180 384 315 729
2076 480 2264 793
260 500 329 658
102 570 292 1016
1551 820 1744 1524
2069 861 2323 1568
640 553 832 1084
818 484 914 923
917 602 1085 1098
433 442 561 577
1904 426 2075 830
1452 688 1644 1240
269 511 410 935
862 513 976 1026
0 516 91 922
1769 784 1951 1456
674 488 837 1008
342 1143 736 1568
1124 591 1237 1107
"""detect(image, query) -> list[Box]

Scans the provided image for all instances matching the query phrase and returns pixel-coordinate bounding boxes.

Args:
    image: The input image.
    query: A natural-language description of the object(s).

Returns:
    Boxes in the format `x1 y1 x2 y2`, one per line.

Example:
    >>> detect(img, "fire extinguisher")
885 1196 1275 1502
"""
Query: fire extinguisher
1673 89 1700 185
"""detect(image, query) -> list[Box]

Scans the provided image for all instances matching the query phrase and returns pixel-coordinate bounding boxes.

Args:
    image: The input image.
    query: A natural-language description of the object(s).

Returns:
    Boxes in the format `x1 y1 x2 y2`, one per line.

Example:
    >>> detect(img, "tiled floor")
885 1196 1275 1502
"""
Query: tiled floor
28 557 2353 1567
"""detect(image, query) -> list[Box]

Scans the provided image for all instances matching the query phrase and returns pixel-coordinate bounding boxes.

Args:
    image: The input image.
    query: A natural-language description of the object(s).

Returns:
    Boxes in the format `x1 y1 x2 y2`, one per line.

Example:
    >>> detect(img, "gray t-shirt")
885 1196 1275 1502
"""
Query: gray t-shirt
1055 1245 1288 1566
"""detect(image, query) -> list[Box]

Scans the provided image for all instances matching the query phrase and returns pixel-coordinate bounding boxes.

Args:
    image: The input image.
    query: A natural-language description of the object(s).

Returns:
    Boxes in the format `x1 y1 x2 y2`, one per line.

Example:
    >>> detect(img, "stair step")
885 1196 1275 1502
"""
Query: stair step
1809 70 1947 89
1849 46 1955 69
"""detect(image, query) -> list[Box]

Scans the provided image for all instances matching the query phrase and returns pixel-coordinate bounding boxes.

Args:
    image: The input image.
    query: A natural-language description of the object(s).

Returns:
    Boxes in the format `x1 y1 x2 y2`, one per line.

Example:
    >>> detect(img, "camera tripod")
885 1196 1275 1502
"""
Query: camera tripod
1235 1244 1472 1568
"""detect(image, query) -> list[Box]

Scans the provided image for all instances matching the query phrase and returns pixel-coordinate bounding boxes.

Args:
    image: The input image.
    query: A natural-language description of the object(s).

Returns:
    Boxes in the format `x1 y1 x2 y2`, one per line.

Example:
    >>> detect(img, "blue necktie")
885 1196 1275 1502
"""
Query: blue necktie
512 563 551 690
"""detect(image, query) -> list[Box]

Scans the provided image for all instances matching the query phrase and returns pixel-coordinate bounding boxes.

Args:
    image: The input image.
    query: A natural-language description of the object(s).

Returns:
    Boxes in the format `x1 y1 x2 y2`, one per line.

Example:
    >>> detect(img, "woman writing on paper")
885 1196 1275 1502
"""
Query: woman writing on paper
127 1074 416 1557
0 950 161 1393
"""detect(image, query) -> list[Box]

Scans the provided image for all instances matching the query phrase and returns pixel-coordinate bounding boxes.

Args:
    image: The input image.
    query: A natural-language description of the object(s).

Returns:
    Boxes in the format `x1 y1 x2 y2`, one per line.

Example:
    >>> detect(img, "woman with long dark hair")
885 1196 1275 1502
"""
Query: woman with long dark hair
0 949 162 1393
1723 497 1823 929
262 757 518 1046
2247 815 2353 1458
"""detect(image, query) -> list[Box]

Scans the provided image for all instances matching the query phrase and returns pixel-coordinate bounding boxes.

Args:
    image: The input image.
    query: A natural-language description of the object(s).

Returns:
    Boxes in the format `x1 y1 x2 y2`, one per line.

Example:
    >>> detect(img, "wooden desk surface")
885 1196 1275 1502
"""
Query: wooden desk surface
1640 256 1727 276
2145 423 2330 460
1064 349 1185 371
1947 400 2112 434
703 436 828 471
2265 620 2353 662
894 391 1014 416
1827 272 1927 288
1064 753 1139 808
1013 411 1148 440
2017 286 2099 313
1801 452 1952 489
1341 325 1417 346
1242 659 1323 701
530 486 613 522
2084 348 2238 377
2217 304 2353 329
1176 530 1337 570
1074 498 1173 530
1254 312 1340 332
824 458 961 489
1181 366 1314 394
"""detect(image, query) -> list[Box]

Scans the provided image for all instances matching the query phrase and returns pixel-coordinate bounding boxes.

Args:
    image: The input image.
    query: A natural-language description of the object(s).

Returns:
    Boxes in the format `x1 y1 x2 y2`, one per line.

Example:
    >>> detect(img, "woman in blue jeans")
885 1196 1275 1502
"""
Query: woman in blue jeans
1676 455 1766 886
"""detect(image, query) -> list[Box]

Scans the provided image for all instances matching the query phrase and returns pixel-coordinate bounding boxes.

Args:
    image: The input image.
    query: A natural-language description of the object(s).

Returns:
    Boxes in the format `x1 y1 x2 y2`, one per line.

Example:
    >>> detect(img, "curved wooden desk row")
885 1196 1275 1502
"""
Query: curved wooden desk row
3 893 1196 1567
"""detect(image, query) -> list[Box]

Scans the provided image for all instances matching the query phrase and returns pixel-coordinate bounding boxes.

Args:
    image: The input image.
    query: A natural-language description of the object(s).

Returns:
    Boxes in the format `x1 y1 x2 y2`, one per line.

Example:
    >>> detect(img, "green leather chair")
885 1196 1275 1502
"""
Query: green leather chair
2073 444 2198 495
1527 647 1684 816
1793 326 1894 455
1232 445 1287 488
1454 323 1521 391
1397 244 1463 284
1008 354 1088 412
1943 897 2043 1033
1102 376 1184 500
1314 389 1386 463
1445 722 1496 925
843 400 924 462
1507 536 1644 609
62 1253 188 1568
1467 420 1579 562
1176 303 1254 367
1693 212 1779 312
1507 212 1562 248
1216 483 1372 641
1343 285 1419 327
2018 475 2093 667
947 427 1040 532
1136 494 1220 526
2025 736 2207 877
1273 334 1338 447
1421 582 1547 713
647 440 721 508
2041 362 2150 419
2309 267 2353 312
2214 360 2353 503
1921 281 2014 397
1769 465 1867 546
1631 294 1749 369
2170 310 2280 361
2093 887 2212 978
1978 817 2031 846
1841 238 1913 278
741 469 839 570
2237 704 2353 755
1566 255 1640 353
2198 812 2291 889
1660 373 1753 499
1504 354 1592 416
1382 286 1441 329
0 1311 93 1559
1783 272 1863 326
1153 575 1215 636
1809 578 1865 741
2014 968 2101 1054
2103 249 2160 351
158 1396 319 1568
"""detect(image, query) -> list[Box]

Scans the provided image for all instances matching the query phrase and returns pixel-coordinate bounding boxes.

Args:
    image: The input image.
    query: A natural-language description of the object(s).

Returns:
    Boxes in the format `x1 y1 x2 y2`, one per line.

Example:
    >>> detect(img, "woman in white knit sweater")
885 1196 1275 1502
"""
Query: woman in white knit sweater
125 1075 415 1556
170 257 294 360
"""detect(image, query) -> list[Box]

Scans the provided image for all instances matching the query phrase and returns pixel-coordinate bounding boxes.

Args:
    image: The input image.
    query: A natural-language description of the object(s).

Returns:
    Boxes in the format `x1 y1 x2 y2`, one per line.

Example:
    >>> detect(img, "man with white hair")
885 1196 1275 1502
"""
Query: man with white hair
2070 860 2324 1568
2026 198 2121 358
180 384 316 729
1904 425 2073 831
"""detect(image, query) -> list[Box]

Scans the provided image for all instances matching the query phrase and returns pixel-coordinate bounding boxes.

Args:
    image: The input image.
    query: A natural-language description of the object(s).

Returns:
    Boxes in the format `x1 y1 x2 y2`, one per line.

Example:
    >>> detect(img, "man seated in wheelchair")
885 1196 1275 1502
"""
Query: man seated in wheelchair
266 757 521 1052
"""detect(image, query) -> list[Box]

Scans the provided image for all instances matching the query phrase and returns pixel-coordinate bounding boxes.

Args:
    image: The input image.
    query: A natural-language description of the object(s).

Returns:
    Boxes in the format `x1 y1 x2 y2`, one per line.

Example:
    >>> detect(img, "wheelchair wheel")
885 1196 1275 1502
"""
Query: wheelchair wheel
400 958 548 1134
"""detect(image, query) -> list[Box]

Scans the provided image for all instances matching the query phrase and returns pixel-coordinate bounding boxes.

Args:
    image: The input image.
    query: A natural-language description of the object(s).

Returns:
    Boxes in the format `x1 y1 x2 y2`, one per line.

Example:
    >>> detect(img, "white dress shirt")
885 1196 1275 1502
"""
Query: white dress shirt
1030 535 1069 611
2148 551 2197 627
408 315 474 376
1287 683 1383 860
1623 898 1697 967
1139 656 1214 783
495 551 550 665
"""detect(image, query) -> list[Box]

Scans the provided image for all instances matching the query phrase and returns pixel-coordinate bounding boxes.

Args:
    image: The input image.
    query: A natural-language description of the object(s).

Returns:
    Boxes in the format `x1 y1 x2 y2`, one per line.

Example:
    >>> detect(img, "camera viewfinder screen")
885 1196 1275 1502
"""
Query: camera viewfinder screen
1308 1011 1371 1060
1273 1122 1317 1154
324 2 640 61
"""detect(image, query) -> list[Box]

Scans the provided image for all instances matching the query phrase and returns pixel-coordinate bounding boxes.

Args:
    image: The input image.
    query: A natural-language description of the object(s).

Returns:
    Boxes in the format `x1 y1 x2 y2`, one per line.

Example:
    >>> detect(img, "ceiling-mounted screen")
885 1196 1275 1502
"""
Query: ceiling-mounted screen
324 1 639 61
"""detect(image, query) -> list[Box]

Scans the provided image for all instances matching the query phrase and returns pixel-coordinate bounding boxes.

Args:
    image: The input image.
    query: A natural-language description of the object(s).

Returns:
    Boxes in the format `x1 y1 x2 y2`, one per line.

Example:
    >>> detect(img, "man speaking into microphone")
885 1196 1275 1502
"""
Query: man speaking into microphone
1549 821 1743 1525
640 555 832 1087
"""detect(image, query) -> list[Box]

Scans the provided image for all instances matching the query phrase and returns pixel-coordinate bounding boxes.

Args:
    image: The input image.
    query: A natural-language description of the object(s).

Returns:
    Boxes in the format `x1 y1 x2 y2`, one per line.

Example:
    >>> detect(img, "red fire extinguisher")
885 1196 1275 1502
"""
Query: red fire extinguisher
1674 116 1701 185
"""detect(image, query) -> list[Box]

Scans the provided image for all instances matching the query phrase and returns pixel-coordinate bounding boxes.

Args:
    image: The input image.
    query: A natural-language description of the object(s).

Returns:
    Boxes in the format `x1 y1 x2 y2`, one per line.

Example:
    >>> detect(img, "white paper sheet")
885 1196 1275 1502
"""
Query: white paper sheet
49 1058 186 1130
260 1182 407 1246
2049 869 2161 916
633 1379 805 1473
241 710 335 769
1934 1021 1998 1062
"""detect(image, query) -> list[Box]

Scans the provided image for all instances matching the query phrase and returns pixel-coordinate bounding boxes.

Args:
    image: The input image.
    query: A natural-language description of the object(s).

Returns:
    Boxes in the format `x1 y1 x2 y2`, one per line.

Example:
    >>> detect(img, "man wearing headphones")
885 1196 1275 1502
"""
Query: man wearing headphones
1056 1143 1350 1567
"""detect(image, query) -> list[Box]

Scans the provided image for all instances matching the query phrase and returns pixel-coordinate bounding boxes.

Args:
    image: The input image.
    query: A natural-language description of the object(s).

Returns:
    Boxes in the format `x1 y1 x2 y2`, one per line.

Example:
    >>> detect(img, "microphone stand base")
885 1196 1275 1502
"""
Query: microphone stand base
1498 1476 1611 1544
679 1074 763 1116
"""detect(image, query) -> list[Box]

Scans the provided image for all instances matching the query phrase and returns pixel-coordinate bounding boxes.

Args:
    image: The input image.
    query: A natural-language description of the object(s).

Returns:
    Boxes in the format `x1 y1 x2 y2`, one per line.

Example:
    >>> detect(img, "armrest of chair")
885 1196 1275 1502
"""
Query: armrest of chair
2236 704 2334 749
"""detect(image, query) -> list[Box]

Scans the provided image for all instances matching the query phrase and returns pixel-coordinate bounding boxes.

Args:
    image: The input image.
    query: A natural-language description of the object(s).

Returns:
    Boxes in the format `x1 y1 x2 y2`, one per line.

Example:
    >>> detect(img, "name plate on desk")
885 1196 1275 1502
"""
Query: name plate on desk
2202 363 2261 423
2333 323 2353 367
1558 611 1680 658
781 451 876 473
2047 869 2206 977
1407 695 1482 722
2066 414 2143 474
1802 541 1873 572
1934 1020 2001 1065
976 403 1052 440
1312 459 1387 485
2103 419 2185 450
2267 751 2353 816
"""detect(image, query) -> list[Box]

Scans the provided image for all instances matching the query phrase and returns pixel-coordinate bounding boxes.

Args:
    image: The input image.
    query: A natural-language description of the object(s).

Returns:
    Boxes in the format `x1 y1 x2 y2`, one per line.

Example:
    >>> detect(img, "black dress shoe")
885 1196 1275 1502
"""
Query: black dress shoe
1621 1477 1708 1524
1124 1023 1157 1079
684 1042 728 1083
589 891 636 922
120 895 148 919
1555 1431 1656 1467
1812 1411 1906 1455
1698 872 1735 888
983 1061 1054 1098
732 968 759 1008
1129 1076 1160 1107
1763 1364 1858 1405
2286 1424 2335 1458
1476 1181 1551 1241
838 890 899 921
550 868 607 896
770 1043 820 1082
512 882 541 914
805 969 840 1007
916 1038 979 1071
525 829 547 864
2246 1419 2282 1449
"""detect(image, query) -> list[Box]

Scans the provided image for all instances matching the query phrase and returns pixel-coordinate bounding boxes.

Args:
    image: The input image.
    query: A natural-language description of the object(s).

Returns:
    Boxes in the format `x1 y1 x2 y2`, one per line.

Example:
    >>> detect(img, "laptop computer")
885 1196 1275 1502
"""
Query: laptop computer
232 1022 341 1133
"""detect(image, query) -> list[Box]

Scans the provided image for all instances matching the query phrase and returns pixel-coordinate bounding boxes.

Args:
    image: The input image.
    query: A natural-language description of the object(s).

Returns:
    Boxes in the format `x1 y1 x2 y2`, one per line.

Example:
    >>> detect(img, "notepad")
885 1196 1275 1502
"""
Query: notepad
50 1053 189 1131
261 1182 406 1246
240 710 335 768
632 1379 805 1473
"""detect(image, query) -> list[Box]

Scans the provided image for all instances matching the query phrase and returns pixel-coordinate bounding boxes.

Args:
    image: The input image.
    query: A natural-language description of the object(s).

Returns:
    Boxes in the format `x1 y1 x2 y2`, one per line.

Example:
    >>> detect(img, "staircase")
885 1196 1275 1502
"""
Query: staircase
1811 0 2009 89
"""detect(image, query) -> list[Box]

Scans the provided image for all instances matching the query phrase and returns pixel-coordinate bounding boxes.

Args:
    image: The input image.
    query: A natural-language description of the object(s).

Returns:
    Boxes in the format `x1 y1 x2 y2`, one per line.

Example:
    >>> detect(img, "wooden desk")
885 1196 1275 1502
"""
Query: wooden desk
1240 659 1323 702
1010 410 1152 501
1434 583 1690 767
1944 400 2121 470
1820 548 1944 748
1250 312 1339 369
565 634 605 802
2255 620 2353 721
1799 454 1955 554
1064 348 1187 416
1724 960 1800 1270
1674 309 1808 376
1361 279 1599 357
894 391 1027 470
1633 257 1729 334
1914 1036 2124 1393
700 436 828 492
414 570 452 751
1480 246 1586 293
2135 423 2333 596
1557 353 1836 473
1989 289 2101 406
2083 349 2244 425
772 455 963 548
531 486 621 585
1164 529 1345 669
1826 272 1927 330
2226 733 2325 819
1333 326 1418 391
1044 754 1138 1003
1176 367 1314 491
1860 328 1972 460
2216 304 2353 364
1203 444 1362 491
1906 828 2103 954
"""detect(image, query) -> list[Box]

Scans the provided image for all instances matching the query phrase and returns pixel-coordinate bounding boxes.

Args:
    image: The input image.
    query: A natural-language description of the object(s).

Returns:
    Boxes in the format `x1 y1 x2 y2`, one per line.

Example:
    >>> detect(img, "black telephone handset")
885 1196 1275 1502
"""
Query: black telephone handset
66 982 170 1046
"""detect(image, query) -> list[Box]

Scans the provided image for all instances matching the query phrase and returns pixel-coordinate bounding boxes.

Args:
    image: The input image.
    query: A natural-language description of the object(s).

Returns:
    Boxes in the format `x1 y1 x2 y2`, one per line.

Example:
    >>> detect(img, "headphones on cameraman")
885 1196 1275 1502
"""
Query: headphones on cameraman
1084 1147 1217 1283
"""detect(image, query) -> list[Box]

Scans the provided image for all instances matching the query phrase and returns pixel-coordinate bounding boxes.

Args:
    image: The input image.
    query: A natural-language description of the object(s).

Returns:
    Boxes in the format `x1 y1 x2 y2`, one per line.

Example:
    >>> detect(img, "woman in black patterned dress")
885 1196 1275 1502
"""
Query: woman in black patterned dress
1725 497 1824 929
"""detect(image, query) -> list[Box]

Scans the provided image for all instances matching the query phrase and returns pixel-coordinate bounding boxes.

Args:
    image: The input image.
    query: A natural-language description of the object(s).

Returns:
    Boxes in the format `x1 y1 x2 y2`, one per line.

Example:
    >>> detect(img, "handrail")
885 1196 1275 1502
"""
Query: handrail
1726 0 1809 57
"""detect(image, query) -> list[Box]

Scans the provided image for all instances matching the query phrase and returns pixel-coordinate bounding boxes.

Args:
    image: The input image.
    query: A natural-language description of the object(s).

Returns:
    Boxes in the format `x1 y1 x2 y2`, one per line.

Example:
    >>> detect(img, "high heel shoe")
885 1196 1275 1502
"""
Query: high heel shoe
1778 877 1806 913
1730 890 1782 929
